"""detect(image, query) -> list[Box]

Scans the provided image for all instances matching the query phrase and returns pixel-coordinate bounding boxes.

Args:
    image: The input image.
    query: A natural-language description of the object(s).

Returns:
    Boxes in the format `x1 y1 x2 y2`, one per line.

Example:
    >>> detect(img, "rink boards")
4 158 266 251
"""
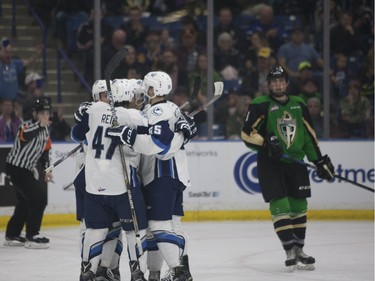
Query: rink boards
0 141 374 227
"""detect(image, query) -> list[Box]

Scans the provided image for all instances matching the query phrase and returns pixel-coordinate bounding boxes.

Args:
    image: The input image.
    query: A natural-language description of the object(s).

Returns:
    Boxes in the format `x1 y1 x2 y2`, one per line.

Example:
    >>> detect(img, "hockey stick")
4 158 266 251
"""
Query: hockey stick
180 76 201 110
44 143 83 173
104 47 144 255
282 154 374 193
62 182 74 190
188 81 224 117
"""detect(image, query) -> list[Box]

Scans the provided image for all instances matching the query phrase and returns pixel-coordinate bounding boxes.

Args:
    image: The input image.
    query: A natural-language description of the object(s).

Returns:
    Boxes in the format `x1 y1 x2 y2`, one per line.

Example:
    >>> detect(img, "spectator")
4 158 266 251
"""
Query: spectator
76 9 113 84
240 47 274 97
120 6 149 49
306 97 324 139
50 107 71 141
339 80 371 138
247 5 286 52
225 93 251 140
277 26 323 80
136 30 162 71
214 7 245 51
0 38 43 101
17 72 50 121
298 79 322 105
288 61 322 96
176 23 205 77
111 45 147 79
0 100 23 142
101 29 127 77
160 28 175 49
156 48 188 91
330 53 351 101
242 31 273 69
213 32 242 75
360 48 374 115
330 11 361 57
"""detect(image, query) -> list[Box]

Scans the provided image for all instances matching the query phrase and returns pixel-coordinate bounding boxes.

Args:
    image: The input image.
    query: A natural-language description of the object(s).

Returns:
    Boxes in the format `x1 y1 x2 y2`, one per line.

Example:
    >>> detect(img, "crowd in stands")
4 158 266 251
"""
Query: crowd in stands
1 0 374 142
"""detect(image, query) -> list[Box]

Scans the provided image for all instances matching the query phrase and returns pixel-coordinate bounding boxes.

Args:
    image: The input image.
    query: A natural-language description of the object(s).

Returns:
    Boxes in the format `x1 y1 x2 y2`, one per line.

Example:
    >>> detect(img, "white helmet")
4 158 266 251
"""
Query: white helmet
92 80 108 102
111 79 133 103
142 71 172 98
128 79 144 101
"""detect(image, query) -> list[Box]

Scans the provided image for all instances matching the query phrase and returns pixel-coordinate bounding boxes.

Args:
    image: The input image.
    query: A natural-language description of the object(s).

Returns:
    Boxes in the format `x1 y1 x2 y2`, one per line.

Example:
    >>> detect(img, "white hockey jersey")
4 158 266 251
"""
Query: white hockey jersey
138 101 191 188
84 102 148 195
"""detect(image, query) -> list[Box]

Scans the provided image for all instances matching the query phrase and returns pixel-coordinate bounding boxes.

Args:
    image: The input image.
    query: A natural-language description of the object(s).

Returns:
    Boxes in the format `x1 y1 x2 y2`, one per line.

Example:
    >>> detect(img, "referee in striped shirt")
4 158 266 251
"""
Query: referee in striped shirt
3 98 54 249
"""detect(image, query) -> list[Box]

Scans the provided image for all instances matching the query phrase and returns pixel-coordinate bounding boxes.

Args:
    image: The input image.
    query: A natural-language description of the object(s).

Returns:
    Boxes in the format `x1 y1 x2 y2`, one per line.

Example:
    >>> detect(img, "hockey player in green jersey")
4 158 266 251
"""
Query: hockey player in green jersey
241 66 335 272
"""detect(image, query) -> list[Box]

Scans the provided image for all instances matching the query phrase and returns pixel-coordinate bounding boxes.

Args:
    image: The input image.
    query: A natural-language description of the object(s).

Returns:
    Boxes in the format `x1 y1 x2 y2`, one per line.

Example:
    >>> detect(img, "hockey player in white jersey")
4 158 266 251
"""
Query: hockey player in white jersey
127 71 195 281
71 79 149 281
72 80 124 281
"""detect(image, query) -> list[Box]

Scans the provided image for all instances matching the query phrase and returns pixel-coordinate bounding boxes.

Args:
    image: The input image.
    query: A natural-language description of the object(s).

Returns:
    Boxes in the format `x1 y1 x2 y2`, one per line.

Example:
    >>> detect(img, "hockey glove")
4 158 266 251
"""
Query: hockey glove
74 101 93 124
107 125 137 147
263 134 283 160
313 155 335 181
175 113 197 145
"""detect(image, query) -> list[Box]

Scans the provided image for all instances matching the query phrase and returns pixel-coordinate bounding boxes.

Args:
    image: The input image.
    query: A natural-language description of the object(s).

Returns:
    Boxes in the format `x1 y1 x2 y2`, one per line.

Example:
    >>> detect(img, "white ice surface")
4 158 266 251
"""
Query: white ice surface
1 221 374 281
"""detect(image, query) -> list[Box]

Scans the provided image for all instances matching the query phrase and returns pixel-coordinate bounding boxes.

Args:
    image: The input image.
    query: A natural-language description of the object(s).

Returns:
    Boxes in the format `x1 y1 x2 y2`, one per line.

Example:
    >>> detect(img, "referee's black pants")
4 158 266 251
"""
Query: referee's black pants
5 163 47 239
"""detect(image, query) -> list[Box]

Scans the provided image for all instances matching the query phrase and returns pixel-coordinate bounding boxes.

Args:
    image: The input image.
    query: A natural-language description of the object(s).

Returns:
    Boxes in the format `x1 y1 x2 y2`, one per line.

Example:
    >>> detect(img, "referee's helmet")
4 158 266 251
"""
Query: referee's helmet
33 98 51 112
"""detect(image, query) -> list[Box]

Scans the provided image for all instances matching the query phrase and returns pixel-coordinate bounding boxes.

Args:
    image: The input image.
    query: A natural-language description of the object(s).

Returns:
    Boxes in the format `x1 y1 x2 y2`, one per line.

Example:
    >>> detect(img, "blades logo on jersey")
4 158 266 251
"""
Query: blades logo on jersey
151 106 163 116
277 111 296 149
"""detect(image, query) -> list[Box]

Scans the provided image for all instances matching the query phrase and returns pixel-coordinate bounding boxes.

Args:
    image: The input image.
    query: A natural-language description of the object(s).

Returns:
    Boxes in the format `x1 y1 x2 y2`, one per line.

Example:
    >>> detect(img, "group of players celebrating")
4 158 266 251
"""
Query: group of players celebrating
71 71 196 281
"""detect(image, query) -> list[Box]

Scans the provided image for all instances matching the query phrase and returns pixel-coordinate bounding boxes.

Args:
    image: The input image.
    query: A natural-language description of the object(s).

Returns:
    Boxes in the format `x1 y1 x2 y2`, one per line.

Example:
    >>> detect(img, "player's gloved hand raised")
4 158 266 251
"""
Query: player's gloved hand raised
263 134 283 160
107 125 137 147
313 155 335 181
74 101 93 124
175 113 197 145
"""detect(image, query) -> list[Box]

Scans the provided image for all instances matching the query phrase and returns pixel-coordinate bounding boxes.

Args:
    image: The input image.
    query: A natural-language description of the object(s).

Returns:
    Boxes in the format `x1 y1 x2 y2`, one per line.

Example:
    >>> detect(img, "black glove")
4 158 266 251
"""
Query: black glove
175 113 197 145
107 125 137 147
74 101 93 124
263 134 283 160
313 155 335 181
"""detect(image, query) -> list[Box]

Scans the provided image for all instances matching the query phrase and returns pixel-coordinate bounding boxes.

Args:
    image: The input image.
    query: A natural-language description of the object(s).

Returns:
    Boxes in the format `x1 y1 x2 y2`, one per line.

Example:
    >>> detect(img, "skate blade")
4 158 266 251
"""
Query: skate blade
3 241 25 246
286 265 296 272
297 263 315 271
24 243 49 249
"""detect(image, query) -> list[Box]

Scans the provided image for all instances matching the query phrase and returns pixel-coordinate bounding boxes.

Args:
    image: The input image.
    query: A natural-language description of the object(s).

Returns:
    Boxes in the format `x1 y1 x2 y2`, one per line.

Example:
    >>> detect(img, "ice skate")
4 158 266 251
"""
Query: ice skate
295 246 315 270
3 235 26 246
148 270 160 281
129 261 147 281
24 235 49 249
180 255 193 280
161 266 192 281
284 248 297 272
80 271 95 281
95 266 116 281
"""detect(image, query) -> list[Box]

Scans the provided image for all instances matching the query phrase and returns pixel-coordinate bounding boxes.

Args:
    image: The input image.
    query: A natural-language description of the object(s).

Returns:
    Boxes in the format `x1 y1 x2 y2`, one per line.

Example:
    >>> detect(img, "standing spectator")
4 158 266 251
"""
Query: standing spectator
241 66 335 271
214 7 245 51
0 38 43 101
339 80 371 138
3 99 53 249
120 6 149 49
306 97 324 139
0 100 23 142
330 53 351 101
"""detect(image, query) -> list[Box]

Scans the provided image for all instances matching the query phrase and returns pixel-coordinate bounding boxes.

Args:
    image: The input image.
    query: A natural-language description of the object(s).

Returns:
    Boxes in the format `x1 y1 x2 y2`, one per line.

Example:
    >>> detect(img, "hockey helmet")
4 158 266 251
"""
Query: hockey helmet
33 98 51 112
92 80 108 102
142 71 172 98
111 79 134 103
266 66 288 83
